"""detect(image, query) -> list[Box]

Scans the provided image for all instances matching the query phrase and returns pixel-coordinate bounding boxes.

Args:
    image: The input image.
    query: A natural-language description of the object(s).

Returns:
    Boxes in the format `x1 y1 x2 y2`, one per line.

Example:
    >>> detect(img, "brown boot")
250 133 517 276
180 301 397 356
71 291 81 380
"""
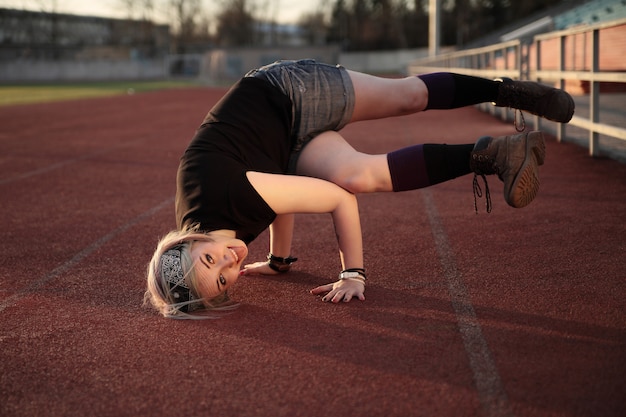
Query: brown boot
494 77 575 123
470 131 546 210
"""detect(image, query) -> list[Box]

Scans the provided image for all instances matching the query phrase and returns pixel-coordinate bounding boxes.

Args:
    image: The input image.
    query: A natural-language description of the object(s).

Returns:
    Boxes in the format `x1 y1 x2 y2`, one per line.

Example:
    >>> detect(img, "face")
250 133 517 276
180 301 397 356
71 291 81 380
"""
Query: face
189 236 248 299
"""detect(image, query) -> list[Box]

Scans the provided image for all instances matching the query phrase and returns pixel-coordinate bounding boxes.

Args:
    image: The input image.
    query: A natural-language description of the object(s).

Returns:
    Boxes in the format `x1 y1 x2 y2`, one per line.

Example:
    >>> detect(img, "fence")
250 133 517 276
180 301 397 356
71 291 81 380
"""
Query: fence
408 18 626 159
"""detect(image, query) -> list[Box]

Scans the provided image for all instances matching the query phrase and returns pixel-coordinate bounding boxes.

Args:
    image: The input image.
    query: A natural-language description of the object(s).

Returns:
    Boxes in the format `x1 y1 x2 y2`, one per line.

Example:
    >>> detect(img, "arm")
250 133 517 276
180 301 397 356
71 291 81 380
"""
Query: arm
270 213 295 258
244 171 366 302
241 213 295 275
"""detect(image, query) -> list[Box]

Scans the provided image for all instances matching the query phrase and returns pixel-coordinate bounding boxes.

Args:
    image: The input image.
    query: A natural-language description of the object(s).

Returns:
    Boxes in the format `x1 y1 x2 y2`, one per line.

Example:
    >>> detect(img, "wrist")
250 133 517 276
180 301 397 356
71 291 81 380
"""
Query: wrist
267 253 298 273
339 268 367 284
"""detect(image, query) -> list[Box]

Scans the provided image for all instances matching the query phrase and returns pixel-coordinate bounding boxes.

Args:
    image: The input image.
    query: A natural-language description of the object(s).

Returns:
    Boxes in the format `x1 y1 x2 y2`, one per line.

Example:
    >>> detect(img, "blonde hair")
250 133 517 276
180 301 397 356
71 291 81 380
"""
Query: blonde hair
144 226 239 319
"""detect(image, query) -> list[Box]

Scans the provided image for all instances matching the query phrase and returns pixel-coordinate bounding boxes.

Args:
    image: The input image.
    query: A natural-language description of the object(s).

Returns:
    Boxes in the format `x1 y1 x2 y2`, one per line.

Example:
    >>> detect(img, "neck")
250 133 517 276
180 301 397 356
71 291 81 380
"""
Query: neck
207 229 237 239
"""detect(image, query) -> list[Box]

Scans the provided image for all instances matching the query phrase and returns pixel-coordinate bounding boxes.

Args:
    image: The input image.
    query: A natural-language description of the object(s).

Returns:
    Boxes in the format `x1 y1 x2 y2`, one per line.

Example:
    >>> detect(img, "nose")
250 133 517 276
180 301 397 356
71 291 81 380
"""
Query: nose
223 251 236 267
223 261 240 285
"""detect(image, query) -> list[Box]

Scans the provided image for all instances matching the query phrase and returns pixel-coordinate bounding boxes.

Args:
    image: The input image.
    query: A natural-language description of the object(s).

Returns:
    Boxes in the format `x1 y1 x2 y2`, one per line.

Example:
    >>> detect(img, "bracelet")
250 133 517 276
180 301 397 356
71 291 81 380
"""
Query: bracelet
267 253 298 273
338 268 367 283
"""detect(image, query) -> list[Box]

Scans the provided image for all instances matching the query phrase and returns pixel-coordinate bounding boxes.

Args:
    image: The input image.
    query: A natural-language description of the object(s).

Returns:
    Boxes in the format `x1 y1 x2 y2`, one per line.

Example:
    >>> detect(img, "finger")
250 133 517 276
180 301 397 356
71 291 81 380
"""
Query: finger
242 262 279 276
326 289 347 303
310 284 333 295
342 292 365 302
321 288 339 302
241 265 254 275
240 264 258 276
243 261 264 270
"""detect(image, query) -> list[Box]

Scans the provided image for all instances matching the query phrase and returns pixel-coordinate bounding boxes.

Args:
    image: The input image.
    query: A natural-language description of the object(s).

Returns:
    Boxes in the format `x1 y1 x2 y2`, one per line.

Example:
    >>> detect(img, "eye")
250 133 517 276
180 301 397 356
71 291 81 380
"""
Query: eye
205 254 214 264
219 274 226 286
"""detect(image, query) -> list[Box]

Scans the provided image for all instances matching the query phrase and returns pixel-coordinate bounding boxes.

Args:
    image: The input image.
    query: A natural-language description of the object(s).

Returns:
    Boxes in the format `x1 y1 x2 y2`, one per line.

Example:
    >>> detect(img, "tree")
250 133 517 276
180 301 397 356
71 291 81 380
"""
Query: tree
118 0 155 21
214 0 256 47
327 0 350 47
170 0 201 49
398 0 429 48
299 11 328 46
325 0 568 51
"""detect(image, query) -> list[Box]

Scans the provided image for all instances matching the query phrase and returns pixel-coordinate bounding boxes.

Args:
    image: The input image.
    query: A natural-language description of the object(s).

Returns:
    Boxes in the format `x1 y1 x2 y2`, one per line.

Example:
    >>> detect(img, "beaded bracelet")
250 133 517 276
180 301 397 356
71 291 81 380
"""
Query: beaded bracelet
267 253 298 273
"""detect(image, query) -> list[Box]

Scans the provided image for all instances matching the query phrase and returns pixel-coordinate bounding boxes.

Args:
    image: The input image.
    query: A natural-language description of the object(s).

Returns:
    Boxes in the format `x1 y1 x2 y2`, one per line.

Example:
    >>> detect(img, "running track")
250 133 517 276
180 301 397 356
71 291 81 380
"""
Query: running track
1 88 625 417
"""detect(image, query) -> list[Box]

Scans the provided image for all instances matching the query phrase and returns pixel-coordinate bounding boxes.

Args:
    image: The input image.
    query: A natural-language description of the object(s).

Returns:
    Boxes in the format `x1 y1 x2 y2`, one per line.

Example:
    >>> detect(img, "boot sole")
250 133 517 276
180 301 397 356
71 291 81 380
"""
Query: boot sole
494 77 575 123
507 131 546 208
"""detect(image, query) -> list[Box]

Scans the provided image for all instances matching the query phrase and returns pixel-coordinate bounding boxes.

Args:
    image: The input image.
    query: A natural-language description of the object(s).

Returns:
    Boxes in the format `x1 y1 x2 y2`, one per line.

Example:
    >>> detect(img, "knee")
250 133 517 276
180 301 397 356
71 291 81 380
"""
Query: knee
330 154 390 193
334 170 380 194
401 77 428 113
337 176 365 194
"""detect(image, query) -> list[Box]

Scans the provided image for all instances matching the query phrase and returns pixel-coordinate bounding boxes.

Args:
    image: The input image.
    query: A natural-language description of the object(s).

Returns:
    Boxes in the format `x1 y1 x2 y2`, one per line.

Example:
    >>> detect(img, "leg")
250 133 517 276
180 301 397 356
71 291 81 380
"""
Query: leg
296 131 394 193
347 71 429 122
347 70 574 125
297 67 554 208
297 130 547 211
346 70 501 123
296 131 474 194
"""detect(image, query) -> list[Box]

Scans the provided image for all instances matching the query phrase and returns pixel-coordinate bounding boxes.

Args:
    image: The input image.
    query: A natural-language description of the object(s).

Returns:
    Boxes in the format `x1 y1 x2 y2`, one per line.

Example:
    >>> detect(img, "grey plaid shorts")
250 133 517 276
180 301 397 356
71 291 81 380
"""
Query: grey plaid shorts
245 59 355 172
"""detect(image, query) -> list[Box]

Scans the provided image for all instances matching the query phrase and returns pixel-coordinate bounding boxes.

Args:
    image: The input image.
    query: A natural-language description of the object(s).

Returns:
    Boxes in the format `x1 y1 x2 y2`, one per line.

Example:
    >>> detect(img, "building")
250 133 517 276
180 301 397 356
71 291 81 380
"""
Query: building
0 8 170 61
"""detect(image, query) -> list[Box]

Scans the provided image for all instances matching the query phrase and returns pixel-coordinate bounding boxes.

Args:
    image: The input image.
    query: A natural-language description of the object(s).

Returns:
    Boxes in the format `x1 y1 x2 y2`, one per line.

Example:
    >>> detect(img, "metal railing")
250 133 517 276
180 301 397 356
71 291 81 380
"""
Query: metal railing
408 18 626 158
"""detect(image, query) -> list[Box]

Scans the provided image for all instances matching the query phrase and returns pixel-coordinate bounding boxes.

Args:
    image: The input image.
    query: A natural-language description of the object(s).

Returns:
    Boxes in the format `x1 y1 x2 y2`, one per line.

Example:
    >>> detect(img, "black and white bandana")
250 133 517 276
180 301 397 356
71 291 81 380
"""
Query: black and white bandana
160 246 196 309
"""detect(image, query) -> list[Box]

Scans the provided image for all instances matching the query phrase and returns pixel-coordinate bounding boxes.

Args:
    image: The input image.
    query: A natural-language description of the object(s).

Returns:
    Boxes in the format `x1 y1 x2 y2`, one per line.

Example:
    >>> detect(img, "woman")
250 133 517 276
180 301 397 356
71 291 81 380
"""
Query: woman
144 59 574 318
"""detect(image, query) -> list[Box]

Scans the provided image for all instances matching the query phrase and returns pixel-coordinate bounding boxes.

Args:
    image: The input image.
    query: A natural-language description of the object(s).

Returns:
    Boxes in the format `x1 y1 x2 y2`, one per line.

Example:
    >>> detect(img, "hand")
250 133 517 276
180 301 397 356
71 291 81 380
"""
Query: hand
310 278 365 303
240 260 281 276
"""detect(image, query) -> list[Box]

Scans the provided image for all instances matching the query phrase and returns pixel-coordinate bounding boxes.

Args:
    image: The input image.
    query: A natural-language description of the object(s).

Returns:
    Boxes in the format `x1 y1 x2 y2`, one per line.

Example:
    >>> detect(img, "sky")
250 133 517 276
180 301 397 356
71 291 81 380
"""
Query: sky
0 0 321 24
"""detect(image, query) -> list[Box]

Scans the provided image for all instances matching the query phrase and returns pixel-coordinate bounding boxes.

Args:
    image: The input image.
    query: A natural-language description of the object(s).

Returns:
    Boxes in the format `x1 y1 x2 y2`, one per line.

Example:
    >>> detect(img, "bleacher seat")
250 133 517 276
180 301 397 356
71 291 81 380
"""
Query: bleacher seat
554 0 626 29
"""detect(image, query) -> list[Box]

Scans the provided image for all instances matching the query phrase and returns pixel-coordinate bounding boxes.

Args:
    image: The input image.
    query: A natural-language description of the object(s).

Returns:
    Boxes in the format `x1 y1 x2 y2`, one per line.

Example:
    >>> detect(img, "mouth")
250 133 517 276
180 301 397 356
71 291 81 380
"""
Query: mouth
228 246 247 264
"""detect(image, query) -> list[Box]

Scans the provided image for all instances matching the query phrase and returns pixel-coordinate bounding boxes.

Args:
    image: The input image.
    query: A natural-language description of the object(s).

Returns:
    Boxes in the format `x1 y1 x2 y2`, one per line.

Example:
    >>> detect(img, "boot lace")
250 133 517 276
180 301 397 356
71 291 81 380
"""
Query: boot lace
473 174 492 213
470 151 498 214
514 109 526 132
496 80 527 132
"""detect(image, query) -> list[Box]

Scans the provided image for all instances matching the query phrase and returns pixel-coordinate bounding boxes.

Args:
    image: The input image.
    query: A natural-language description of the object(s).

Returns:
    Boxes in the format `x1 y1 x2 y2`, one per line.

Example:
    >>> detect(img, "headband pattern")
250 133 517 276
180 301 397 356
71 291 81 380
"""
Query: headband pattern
160 247 196 310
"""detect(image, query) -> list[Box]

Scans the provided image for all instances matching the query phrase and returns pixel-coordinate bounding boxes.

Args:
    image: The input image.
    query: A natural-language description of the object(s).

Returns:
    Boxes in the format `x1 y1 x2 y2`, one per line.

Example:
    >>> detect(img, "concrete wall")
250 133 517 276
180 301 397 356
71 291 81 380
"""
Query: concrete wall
339 48 433 75
200 47 433 84
0 59 168 82
0 47 434 83
199 46 341 83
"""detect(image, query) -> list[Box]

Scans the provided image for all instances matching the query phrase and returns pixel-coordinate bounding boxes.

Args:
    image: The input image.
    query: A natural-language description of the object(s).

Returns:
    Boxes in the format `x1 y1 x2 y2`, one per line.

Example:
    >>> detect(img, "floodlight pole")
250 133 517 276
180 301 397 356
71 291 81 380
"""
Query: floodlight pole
429 0 440 57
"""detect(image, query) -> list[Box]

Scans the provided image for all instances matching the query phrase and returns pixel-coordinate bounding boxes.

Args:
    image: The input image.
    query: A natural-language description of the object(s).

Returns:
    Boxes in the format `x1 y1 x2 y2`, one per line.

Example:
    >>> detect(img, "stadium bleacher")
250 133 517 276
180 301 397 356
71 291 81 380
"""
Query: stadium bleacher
554 0 626 29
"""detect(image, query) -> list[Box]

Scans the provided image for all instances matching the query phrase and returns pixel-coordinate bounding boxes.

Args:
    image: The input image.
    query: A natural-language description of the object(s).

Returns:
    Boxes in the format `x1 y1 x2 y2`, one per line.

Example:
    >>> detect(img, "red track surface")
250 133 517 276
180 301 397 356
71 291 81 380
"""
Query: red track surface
1 88 625 417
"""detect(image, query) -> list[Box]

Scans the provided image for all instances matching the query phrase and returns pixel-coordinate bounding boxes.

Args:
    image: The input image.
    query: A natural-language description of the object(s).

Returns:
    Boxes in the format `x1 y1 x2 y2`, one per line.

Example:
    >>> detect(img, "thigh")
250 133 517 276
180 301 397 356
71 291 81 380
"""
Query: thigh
348 70 428 122
295 131 392 193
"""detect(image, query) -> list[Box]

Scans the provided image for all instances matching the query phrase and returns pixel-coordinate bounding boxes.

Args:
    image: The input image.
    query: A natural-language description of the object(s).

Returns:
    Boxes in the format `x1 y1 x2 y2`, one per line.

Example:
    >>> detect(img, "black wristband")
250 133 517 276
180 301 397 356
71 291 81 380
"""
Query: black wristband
267 253 297 273
267 254 298 264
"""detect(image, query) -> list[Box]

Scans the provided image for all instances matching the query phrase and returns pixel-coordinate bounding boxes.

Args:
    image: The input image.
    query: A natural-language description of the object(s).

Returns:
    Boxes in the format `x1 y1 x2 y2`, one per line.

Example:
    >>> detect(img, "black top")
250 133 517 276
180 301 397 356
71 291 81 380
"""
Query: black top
175 76 293 244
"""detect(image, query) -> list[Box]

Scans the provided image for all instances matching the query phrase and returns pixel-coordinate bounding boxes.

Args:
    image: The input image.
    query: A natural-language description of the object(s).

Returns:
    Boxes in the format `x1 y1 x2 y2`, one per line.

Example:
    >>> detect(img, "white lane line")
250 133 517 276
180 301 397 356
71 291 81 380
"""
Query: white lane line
421 189 514 417
0 157 86 185
0 136 150 186
0 197 173 314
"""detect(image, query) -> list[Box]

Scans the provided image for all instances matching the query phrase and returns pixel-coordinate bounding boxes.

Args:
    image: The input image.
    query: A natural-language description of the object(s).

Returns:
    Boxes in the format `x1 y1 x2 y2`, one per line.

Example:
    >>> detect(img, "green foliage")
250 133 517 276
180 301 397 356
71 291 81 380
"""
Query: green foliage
325 0 567 50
